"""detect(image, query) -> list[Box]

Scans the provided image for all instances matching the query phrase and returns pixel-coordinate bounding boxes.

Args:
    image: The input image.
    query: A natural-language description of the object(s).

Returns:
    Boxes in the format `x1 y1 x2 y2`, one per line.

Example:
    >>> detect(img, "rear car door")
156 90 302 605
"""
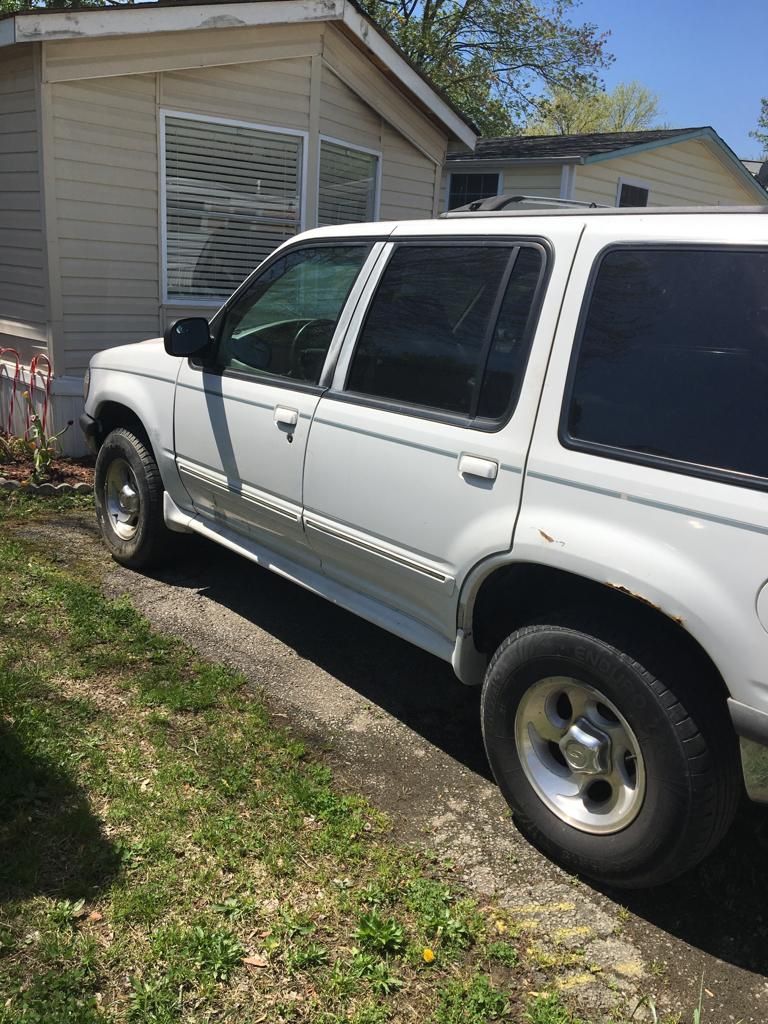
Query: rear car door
173 242 377 568
302 221 583 645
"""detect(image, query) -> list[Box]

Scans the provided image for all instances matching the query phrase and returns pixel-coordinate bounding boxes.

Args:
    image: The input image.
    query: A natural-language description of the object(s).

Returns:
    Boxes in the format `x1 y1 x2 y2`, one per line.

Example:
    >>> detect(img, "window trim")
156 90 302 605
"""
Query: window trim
615 176 651 207
317 134 382 225
159 109 309 307
446 171 503 211
559 242 768 493
332 235 551 432
191 239 378 396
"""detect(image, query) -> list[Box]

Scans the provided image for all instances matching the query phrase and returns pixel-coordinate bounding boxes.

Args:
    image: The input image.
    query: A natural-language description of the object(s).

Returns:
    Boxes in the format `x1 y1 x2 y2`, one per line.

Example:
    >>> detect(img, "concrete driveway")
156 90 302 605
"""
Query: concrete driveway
34 514 768 1021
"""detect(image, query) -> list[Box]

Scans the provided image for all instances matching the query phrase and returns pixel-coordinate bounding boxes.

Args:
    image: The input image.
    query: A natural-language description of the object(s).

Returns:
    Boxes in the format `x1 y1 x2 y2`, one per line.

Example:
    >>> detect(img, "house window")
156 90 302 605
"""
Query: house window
448 173 500 209
162 112 304 303
318 139 379 226
617 180 650 207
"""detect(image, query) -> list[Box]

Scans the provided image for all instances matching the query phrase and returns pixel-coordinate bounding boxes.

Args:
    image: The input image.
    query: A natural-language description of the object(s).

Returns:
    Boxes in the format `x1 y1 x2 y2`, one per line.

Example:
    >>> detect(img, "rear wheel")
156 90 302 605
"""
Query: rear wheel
94 427 171 570
481 618 740 888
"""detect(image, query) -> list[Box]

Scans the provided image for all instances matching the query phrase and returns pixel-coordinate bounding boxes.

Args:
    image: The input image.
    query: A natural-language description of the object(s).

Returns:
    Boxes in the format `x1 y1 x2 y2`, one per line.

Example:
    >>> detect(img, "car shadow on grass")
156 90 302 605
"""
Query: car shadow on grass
0 719 120 904
153 536 768 979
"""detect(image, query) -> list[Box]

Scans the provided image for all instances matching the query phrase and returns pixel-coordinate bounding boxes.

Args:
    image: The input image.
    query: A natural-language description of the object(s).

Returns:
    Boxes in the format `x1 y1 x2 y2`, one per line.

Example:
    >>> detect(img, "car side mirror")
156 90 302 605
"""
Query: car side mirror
164 317 212 358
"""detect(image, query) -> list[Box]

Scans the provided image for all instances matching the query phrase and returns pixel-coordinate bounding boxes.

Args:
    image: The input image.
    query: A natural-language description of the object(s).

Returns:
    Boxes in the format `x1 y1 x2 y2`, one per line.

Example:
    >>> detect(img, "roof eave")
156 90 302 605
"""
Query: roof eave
581 128 710 163
446 154 584 166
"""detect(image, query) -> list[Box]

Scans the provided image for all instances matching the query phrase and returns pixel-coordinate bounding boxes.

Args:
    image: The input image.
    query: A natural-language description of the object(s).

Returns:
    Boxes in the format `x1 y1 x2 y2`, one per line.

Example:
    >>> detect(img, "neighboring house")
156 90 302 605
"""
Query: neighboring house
444 128 768 211
743 158 768 188
0 0 475 452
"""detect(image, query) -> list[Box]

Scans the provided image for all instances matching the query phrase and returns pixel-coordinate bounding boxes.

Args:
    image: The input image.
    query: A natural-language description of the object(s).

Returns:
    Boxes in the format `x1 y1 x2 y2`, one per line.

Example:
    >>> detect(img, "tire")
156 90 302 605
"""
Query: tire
94 427 172 570
481 616 741 888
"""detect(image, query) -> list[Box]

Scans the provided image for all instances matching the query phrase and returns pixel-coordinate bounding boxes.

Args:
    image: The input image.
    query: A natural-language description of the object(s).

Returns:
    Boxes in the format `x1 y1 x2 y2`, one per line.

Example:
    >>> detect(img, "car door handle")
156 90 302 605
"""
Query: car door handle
459 454 498 481
274 406 298 428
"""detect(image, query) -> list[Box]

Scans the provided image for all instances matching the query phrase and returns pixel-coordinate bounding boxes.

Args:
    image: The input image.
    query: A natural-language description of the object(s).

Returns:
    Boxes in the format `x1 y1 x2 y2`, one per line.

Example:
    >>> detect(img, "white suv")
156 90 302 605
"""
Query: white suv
81 206 768 888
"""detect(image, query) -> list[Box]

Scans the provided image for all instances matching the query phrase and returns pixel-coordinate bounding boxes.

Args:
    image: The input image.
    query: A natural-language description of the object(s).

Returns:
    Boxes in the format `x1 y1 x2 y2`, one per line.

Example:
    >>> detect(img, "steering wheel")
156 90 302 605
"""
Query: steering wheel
289 319 337 379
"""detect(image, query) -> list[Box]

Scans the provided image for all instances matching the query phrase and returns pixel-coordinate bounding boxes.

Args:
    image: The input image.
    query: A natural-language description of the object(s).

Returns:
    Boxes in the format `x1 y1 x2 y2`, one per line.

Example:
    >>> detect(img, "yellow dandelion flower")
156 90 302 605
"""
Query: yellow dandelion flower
422 947 435 963
494 919 507 934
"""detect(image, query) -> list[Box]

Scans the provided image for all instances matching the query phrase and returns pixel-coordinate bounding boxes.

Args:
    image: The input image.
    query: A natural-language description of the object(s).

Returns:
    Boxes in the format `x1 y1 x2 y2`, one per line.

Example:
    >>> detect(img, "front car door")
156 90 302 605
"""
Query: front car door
173 241 376 568
302 220 583 652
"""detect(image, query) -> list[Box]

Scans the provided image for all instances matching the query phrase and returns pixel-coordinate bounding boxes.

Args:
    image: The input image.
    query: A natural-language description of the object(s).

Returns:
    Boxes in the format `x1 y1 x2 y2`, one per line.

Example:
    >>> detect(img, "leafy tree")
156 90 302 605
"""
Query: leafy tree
750 98 768 156
360 0 612 135
3 0 612 138
525 80 662 135
0 0 129 11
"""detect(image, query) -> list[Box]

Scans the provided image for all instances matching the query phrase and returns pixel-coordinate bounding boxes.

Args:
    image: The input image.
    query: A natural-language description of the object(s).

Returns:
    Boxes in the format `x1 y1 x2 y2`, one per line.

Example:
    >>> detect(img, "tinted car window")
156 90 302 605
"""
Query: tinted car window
478 246 544 419
566 248 768 482
217 245 369 385
347 244 543 419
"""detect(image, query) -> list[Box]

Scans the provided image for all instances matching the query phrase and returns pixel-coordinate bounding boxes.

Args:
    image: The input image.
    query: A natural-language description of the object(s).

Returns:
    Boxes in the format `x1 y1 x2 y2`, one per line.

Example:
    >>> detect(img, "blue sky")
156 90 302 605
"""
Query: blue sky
570 0 766 158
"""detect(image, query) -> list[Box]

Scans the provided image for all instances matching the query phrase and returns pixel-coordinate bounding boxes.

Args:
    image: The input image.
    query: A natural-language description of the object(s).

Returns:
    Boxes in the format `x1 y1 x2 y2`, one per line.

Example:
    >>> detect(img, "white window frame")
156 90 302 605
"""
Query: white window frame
446 170 502 210
616 176 651 207
159 109 309 306
317 134 382 225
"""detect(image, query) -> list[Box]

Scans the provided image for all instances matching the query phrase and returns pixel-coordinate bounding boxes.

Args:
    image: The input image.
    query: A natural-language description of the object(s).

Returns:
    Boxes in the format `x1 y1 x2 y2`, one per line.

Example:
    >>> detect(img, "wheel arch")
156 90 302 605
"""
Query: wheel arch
93 401 153 454
457 559 731 713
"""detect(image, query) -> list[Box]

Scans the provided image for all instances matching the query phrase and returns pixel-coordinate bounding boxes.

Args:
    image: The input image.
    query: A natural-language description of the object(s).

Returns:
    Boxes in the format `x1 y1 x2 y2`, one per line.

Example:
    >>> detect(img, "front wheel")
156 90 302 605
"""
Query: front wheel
94 427 171 570
481 619 740 888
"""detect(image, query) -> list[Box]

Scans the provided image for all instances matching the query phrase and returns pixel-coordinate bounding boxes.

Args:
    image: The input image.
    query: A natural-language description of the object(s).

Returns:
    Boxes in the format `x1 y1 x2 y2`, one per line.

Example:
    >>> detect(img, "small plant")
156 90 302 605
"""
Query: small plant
434 974 510 1024
285 940 329 972
486 940 519 967
526 991 583 1024
21 390 72 483
405 878 481 952
348 952 402 994
353 910 406 955
211 895 250 920
48 897 86 929
128 976 179 1023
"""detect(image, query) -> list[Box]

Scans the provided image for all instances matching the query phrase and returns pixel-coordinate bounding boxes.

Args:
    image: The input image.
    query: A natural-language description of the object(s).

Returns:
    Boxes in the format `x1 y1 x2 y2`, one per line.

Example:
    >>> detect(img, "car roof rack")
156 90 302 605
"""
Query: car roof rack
442 194 610 216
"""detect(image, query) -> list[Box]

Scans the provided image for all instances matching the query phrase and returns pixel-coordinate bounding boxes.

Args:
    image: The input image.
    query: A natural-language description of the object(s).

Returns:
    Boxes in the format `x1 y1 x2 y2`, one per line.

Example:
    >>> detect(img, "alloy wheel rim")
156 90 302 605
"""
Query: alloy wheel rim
514 676 646 834
104 458 140 541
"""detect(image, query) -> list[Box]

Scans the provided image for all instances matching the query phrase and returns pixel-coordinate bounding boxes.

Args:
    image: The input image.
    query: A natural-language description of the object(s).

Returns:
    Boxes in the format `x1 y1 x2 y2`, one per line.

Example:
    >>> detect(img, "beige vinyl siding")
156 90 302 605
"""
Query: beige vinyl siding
575 139 761 207
51 74 160 375
42 22 323 84
501 166 562 198
0 43 47 362
380 123 439 219
162 57 311 132
320 64 380 151
322 25 446 166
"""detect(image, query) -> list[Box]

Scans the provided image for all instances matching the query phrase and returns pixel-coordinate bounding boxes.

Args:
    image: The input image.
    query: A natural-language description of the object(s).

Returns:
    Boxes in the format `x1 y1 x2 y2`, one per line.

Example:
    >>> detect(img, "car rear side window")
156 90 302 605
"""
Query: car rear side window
346 243 545 422
565 247 768 485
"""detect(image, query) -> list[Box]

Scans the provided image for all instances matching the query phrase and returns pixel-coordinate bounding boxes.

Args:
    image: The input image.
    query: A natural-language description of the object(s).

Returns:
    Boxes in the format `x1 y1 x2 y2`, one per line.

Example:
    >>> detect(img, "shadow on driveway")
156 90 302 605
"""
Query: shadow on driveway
152 535 768 980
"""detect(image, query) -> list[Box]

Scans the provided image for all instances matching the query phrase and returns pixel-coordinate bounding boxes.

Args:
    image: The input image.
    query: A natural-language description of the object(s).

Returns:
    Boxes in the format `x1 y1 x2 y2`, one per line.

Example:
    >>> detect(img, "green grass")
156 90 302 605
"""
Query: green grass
0 495 632 1022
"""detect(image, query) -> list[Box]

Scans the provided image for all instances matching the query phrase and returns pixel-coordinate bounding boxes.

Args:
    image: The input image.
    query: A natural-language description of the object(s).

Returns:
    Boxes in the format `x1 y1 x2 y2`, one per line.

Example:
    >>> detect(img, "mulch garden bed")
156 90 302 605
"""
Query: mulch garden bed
0 456 95 487
0 431 95 491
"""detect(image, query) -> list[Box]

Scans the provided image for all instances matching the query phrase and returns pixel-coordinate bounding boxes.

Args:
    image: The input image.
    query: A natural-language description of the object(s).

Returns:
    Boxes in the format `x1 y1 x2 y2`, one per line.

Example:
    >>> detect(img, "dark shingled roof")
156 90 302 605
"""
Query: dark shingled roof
447 128 706 162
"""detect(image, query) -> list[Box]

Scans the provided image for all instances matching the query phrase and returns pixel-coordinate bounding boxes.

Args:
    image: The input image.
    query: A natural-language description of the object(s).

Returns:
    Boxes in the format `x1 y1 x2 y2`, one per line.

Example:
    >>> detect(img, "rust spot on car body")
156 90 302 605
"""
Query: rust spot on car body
606 583 684 626
539 529 555 543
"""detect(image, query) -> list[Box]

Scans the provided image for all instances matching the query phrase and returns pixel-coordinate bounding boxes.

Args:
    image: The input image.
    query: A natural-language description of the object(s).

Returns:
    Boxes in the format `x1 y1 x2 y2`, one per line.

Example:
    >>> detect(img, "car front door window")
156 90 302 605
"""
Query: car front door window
217 245 371 385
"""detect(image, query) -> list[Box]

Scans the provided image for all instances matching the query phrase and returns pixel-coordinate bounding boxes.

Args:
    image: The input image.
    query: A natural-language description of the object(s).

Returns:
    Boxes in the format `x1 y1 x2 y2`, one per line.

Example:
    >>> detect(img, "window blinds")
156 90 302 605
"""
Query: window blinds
164 115 303 301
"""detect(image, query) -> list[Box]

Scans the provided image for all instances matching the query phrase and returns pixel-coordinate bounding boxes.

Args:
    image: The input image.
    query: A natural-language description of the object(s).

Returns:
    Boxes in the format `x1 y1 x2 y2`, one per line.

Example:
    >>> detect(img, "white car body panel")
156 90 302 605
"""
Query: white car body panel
520 213 768 714
84 209 768 804
302 223 583 641
85 339 189 511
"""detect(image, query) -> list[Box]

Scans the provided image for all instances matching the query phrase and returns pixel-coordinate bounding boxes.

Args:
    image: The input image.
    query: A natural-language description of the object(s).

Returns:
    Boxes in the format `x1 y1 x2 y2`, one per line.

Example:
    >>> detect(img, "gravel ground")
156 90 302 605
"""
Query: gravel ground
23 513 768 1022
